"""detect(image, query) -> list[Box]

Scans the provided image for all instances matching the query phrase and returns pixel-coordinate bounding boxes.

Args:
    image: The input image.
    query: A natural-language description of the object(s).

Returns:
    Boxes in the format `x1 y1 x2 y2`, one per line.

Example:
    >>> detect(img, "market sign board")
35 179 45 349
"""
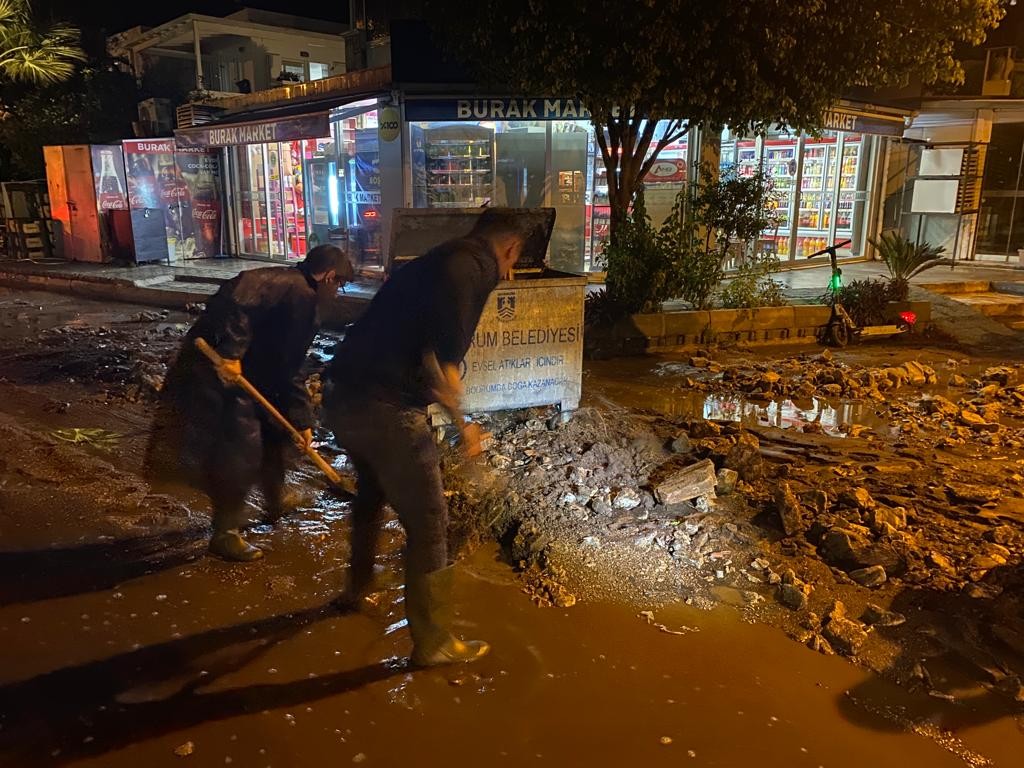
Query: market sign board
405 98 592 121
174 113 331 148
821 108 907 137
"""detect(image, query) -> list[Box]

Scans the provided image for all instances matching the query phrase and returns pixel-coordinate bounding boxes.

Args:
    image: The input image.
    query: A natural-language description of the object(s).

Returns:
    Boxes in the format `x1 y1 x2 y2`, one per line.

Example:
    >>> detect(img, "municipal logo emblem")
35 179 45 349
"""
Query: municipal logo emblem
496 292 516 321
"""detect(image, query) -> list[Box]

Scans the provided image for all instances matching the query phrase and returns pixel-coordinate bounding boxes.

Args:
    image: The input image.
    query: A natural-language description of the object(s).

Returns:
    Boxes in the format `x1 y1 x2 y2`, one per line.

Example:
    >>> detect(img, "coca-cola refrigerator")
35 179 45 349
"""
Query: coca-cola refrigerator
122 140 224 264
43 144 129 262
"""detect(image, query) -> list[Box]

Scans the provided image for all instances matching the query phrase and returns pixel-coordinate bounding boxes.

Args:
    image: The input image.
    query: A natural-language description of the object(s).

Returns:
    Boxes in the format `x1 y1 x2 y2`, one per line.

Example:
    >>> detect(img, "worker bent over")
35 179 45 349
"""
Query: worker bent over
146 245 353 562
323 209 526 666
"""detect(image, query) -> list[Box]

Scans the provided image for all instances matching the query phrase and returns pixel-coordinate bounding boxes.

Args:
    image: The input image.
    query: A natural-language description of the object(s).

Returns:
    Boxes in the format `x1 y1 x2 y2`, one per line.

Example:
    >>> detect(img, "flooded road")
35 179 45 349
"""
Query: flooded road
2 291 1024 766
2 511 1022 768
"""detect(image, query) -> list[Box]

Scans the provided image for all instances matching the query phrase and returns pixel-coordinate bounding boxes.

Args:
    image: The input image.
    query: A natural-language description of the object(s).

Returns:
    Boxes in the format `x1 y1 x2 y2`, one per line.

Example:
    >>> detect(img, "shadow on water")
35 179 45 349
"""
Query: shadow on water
0 529 207 607
0 601 403 767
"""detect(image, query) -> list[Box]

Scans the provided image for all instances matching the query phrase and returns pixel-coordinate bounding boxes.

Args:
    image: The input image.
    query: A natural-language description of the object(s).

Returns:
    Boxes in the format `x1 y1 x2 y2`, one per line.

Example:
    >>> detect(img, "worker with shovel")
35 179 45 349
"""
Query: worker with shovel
146 245 353 562
323 208 527 666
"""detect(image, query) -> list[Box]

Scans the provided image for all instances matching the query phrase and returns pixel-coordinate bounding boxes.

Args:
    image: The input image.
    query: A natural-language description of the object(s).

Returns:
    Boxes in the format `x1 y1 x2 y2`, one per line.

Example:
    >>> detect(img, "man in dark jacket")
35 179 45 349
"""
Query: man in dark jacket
323 208 527 666
147 245 353 562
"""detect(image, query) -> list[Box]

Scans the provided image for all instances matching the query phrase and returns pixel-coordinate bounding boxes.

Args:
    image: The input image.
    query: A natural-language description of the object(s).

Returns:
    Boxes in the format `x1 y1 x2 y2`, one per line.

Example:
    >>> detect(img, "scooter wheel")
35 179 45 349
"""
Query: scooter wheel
827 320 850 348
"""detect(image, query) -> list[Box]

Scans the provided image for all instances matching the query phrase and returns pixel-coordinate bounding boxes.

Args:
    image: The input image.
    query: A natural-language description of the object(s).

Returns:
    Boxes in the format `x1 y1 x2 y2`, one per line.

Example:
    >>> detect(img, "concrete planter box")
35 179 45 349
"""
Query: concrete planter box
584 299 933 358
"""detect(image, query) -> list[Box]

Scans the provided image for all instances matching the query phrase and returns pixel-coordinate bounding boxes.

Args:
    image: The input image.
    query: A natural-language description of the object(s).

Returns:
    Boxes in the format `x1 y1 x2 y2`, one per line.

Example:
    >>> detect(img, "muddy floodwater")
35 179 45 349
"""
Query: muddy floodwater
2 290 1024 766
2 520 1022 768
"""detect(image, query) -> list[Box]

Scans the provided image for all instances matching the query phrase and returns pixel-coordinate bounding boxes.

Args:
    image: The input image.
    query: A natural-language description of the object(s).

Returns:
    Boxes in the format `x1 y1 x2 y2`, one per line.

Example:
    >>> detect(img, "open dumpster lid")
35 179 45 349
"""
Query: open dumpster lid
386 207 556 274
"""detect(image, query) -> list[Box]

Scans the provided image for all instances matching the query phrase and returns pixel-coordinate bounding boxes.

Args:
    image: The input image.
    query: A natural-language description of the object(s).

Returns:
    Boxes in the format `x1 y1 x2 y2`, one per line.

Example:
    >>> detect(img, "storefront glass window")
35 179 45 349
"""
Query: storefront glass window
332 104 382 270
977 123 1024 259
233 139 330 261
721 125 873 261
228 100 382 265
409 119 594 272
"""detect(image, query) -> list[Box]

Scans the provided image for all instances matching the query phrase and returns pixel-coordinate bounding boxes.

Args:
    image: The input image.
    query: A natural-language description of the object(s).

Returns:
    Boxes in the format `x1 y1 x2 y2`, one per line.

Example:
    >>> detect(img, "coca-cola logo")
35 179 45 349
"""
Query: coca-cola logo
193 208 219 221
159 184 189 202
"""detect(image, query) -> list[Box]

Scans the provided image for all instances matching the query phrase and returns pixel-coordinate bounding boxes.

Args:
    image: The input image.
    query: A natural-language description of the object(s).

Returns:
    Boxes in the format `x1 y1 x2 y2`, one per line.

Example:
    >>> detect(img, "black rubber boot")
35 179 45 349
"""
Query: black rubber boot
262 488 305 525
209 529 263 562
406 566 489 666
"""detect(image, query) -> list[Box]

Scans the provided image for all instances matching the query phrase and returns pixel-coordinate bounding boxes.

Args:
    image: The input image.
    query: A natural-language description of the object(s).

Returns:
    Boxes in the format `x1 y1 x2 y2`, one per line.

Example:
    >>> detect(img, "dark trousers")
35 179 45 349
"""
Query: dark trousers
207 428 288 533
147 348 293 534
325 394 448 593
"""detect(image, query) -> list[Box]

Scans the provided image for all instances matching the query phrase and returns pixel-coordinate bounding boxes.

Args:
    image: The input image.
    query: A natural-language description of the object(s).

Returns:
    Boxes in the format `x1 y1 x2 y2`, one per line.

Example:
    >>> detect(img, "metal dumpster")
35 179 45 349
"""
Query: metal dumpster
387 207 586 416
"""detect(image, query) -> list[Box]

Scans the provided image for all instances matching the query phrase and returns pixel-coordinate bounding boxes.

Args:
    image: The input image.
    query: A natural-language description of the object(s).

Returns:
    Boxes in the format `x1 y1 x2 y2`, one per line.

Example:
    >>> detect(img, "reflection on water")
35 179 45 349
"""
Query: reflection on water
704 394 848 436
586 366 893 437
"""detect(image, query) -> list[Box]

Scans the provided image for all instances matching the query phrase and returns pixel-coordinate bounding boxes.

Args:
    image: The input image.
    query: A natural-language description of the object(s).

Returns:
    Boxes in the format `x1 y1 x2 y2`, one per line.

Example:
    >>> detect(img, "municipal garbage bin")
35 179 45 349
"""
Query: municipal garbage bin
388 207 586 416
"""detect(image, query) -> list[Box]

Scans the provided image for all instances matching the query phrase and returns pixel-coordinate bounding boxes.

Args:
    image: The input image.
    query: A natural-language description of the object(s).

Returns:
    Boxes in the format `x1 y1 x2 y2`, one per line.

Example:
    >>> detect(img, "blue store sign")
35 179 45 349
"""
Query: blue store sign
405 98 592 121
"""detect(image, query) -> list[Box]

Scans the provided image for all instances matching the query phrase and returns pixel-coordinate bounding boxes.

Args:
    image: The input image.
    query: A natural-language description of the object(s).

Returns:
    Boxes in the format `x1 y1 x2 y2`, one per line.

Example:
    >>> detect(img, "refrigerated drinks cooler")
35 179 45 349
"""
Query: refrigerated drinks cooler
723 134 864 259
411 123 495 208
43 144 131 262
796 138 861 257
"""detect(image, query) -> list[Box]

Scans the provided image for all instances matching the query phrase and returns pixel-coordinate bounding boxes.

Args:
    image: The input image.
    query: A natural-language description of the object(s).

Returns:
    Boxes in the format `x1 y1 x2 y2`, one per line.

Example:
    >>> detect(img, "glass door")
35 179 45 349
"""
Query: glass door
235 144 270 255
265 144 286 258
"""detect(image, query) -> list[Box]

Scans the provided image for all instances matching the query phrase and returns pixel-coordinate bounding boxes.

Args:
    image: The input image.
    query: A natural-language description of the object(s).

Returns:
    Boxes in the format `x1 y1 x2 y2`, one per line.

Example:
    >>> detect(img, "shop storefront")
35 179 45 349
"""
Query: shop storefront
176 89 907 273
402 97 696 273
176 100 389 270
720 105 908 262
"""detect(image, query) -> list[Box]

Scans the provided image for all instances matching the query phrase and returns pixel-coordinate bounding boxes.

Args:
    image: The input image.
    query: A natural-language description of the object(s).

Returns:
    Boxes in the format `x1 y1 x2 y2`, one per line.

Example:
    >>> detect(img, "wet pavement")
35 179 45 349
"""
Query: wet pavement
2 289 1024 766
2 524 1022 768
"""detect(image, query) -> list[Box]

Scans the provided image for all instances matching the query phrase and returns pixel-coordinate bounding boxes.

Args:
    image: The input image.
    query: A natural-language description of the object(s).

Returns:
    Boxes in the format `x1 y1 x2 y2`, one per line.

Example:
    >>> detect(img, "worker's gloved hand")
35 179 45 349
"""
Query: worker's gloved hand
216 357 243 387
461 423 491 459
294 428 313 451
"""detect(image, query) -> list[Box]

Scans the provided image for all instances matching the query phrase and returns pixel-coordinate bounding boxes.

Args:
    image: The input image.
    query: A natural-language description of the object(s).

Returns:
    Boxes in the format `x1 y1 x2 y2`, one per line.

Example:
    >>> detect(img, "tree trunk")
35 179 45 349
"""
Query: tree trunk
593 112 690 247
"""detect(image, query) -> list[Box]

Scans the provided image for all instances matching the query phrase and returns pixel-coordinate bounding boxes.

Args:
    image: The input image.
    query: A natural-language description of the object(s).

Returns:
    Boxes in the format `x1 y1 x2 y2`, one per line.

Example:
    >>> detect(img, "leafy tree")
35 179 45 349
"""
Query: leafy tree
0 62 137 178
431 0 1003 242
0 0 83 84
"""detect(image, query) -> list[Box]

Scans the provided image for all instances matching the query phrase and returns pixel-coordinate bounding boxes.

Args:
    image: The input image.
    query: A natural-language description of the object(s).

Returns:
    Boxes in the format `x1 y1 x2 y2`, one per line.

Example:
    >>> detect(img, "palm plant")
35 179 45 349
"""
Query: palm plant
0 0 84 85
869 231 946 301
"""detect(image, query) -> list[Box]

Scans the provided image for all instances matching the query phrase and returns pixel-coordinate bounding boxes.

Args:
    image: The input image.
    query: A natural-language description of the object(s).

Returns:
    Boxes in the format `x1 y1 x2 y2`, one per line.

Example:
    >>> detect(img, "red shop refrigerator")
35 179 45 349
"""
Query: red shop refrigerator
43 144 131 262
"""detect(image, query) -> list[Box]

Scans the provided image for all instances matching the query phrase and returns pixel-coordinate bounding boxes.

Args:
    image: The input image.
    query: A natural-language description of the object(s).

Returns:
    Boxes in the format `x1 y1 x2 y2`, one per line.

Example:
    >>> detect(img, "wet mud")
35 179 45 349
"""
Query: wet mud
1 289 1023 765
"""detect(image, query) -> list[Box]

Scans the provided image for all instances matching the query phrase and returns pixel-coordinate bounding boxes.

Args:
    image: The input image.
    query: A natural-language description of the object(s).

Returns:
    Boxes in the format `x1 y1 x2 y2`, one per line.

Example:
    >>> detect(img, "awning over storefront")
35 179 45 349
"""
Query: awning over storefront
174 112 331 148
823 102 911 137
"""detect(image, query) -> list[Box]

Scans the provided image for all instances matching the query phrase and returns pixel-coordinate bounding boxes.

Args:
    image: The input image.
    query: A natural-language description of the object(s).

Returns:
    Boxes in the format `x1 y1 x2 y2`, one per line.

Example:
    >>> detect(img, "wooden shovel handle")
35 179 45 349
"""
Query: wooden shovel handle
194 337 342 485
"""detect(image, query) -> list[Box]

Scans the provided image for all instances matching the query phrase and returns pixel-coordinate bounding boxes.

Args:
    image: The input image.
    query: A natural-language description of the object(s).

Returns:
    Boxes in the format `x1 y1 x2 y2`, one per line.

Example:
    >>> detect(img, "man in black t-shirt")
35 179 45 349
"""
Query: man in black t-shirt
324 208 526 666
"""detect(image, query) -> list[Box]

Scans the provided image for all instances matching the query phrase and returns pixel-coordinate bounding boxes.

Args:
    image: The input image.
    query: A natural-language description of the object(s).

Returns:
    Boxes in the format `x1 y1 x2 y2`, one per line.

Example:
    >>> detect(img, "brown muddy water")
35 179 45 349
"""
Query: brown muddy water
2 508 1023 768
584 356 893 437
1 293 1023 766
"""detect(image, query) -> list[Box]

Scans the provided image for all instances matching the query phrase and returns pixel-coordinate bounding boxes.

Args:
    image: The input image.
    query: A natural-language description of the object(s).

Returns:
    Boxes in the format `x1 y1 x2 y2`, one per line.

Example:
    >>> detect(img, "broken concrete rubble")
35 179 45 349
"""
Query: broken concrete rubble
654 459 717 505
723 432 764 481
849 565 887 587
821 601 868 656
773 482 805 537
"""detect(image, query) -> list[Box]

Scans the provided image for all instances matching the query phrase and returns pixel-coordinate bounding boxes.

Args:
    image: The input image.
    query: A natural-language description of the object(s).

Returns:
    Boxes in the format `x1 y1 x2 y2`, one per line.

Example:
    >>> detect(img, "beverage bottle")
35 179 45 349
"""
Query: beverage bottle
192 178 221 258
128 154 158 209
97 150 126 210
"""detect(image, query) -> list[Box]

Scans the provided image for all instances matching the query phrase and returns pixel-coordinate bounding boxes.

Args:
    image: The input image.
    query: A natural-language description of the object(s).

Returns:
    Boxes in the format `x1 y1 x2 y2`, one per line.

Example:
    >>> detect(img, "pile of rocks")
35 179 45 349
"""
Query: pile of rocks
661 352 942 403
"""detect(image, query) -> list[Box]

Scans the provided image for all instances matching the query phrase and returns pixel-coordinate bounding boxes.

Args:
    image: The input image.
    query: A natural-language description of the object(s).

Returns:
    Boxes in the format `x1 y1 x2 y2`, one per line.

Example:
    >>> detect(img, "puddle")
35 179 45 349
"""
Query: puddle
1 540 1021 768
586 369 891 437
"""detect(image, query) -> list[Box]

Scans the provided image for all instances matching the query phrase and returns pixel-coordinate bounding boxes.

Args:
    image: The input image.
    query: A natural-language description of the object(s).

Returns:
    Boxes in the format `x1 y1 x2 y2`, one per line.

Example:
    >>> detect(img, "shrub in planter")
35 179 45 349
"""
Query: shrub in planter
604 165 780 313
719 253 788 309
603 192 687 315
825 279 901 327
584 288 627 328
869 231 945 301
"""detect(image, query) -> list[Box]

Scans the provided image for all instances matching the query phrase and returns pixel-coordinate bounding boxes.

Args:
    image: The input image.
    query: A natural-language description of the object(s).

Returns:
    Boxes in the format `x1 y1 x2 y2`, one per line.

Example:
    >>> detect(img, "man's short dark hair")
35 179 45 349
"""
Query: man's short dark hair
302 244 353 282
470 207 527 241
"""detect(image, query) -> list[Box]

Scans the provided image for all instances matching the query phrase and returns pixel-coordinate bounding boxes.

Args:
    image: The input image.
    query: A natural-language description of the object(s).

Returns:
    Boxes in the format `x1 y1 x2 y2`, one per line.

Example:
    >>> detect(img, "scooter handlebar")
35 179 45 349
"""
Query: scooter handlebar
806 239 852 259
